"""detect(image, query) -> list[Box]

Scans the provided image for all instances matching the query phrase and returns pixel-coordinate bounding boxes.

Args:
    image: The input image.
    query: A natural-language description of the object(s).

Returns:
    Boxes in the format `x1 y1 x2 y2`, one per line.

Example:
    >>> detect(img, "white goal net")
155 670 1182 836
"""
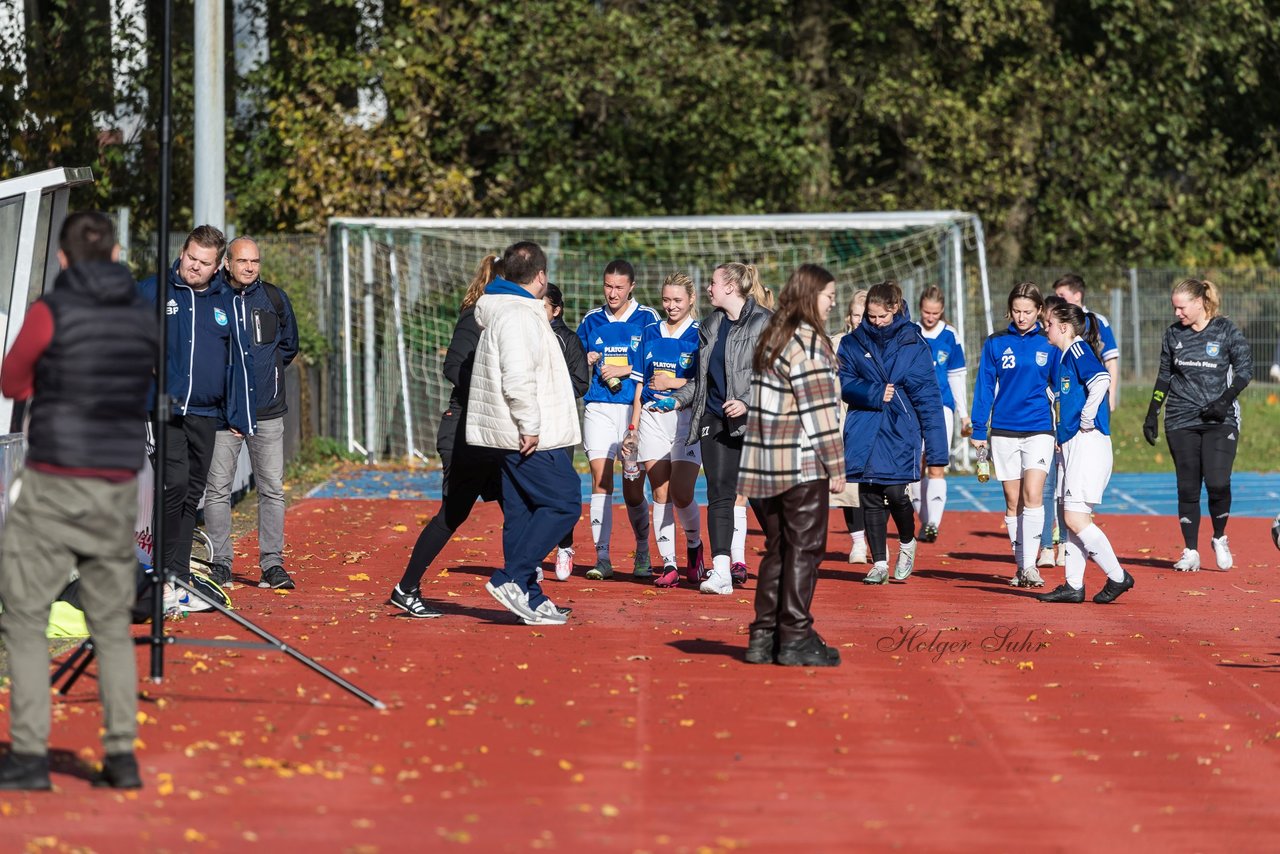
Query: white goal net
327 214 992 463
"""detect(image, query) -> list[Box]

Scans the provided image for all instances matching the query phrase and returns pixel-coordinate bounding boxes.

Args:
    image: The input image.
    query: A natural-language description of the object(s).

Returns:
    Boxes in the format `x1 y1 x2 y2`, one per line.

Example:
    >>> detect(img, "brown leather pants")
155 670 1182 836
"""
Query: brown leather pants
749 479 830 644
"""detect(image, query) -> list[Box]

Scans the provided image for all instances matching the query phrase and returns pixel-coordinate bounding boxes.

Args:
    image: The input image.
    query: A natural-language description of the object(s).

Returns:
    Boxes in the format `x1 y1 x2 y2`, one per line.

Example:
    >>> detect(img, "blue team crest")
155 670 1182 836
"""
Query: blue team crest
678 352 693 369
213 307 229 326
1206 342 1221 357
937 351 949 365
1035 351 1049 366
630 334 642 349
1060 376 1071 394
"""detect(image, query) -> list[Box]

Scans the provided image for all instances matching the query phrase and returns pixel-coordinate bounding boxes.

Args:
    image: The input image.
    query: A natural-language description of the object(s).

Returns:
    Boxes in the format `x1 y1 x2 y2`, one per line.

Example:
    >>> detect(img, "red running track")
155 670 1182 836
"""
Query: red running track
2 499 1279 852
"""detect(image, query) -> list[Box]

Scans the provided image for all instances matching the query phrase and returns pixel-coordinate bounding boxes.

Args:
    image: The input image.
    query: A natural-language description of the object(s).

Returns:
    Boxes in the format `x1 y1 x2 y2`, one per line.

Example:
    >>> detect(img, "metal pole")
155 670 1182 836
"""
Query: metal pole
192 0 225 230
362 233 377 462
149 0 174 683
341 229 357 454
117 206 130 265
972 216 994 335
388 245 420 463
1129 267 1142 379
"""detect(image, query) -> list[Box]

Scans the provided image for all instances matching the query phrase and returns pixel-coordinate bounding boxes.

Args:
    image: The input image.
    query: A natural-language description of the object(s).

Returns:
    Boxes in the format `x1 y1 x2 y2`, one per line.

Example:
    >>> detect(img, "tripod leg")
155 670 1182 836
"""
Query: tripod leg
52 639 96 695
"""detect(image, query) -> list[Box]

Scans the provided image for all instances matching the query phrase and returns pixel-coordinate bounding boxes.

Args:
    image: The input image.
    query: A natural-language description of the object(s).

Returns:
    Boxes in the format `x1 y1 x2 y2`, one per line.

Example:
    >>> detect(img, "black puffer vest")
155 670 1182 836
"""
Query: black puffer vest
28 261 158 470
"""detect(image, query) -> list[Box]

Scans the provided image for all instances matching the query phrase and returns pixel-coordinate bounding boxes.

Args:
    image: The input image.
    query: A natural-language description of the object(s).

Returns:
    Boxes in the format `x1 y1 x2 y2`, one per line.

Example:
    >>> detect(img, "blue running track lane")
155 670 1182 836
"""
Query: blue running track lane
309 469 1280 518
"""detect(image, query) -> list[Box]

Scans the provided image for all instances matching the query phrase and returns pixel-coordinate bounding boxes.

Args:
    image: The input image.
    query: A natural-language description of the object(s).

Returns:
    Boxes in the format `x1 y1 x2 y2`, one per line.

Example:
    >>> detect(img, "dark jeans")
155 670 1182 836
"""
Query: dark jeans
1167 424 1238 545
492 447 580 608
750 480 829 644
699 412 744 558
161 413 218 580
398 409 503 592
860 482 915 563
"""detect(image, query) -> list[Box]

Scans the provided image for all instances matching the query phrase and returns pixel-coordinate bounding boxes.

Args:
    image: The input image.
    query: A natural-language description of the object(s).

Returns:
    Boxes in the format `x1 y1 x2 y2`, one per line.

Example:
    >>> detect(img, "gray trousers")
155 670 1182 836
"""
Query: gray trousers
203 416 285 571
0 468 138 756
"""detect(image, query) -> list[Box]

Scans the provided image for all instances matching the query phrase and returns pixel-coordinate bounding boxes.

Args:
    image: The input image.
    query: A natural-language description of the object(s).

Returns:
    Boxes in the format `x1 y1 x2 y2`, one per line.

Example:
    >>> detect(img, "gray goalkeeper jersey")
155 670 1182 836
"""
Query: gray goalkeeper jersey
1157 315 1252 431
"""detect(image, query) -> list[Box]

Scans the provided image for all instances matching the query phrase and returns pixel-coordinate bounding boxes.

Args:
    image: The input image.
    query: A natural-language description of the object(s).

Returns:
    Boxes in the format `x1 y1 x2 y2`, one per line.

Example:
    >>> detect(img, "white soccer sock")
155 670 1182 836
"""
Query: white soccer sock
731 505 748 564
676 501 702 549
1005 514 1019 559
628 499 651 552
909 481 922 519
1076 523 1125 582
851 529 866 543
652 502 676 564
1062 534 1086 589
1021 506 1044 571
928 478 947 529
591 493 611 556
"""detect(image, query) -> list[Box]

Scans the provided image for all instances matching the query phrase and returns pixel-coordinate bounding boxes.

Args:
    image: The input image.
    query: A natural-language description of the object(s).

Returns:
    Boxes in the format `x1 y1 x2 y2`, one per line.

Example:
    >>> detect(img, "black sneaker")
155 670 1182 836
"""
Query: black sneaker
1037 583 1085 603
0 752 51 791
258 565 295 590
388 585 443 619
210 564 233 588
744 629 777 665
93 752 142 789
1092 571 1135 604
776 634 841 667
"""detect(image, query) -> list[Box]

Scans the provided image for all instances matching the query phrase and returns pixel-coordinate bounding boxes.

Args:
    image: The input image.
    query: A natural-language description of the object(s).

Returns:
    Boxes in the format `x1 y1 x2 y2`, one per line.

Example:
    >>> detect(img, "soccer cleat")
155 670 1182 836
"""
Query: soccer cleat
848 539 868 564
1172 548 1201 572
1036 546 1056 568
389 585 443 619
654 562 681 588
92 752 142 789
258 565 295 589
1092 571 1135 604
1008 570 1025 587
1210 536 1233 571
863 562 889 585
892 540 917 582
1020 566 1045 588
918 524 939 543
633 549 652 579
0 752 51 791
699 569 733 595
521 599 570 626
554 547 575 581
730 561 749 586
776 634 841 667
210 564 233 588
685 543 706 585
585 557 614 581
485 580 539 622
1037 583 1085 603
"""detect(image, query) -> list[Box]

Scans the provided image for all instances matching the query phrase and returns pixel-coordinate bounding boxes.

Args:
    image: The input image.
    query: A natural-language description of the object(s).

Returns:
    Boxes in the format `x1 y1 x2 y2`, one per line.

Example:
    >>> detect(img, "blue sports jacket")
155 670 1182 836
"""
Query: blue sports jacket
969 322 1054 440
838 313 949 484
220 270 298 419
139 261 256 434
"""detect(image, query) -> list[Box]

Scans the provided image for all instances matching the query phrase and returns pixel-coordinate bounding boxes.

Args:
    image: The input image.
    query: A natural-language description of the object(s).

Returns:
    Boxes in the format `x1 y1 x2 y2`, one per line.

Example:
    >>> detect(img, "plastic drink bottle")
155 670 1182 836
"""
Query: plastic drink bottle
976 444 990 483
621 426 642 480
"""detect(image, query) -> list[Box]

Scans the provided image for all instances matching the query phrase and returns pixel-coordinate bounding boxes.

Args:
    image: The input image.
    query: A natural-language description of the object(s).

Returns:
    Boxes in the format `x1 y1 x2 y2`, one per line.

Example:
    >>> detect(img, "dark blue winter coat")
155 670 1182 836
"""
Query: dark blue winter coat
838 313 949 484
219 269 298 420
139 261 256 435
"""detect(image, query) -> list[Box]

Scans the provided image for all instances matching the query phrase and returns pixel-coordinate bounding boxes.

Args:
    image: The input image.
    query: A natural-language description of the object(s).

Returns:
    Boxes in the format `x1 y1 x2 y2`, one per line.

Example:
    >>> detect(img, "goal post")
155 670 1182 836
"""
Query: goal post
327 213 993 464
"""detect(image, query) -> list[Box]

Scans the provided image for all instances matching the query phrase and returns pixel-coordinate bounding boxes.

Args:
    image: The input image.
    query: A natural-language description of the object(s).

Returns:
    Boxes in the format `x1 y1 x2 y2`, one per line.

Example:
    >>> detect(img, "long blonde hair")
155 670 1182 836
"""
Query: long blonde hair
662 271 697 319
1172 278 1221 319
716 262 771 306
461 254 503 310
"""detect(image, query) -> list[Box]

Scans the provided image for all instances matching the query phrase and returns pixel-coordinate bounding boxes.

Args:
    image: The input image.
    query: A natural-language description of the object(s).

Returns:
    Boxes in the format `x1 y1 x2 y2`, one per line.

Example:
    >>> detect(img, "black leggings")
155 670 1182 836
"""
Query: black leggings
860 483 915 563
842 506 864 534
699 413 744 558
1166 424 1238 547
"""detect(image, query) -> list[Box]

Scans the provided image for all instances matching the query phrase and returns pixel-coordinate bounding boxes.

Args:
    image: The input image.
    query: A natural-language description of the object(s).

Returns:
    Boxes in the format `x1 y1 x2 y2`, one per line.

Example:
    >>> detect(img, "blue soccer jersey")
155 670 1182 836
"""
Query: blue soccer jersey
631 317 699 405
970 323 1056 440
577 299 661 404
1051 339 1111 445
1084 308 1119 363
918 321 966 410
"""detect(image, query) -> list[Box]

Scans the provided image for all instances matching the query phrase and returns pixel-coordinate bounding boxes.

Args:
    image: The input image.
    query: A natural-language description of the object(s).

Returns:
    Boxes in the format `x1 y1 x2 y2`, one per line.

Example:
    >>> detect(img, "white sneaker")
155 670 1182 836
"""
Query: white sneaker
485 580 539 621
1020 566 1045 587
1210 536 1233 571
893 539 917 581
163 582 180 616
555 547 574 581
177 589 213 613
848 539 868 564
699 570 733 595
1172 548 1201 572
863 562 889 585
1037 546 1056 568
521 599 569 626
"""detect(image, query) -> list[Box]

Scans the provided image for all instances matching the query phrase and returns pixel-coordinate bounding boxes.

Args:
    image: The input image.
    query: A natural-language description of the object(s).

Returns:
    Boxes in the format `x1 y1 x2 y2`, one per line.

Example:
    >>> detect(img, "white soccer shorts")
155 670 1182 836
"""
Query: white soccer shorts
582 402 632 461
637 407 701 465
1058 430 1113 511
990 433 1055 482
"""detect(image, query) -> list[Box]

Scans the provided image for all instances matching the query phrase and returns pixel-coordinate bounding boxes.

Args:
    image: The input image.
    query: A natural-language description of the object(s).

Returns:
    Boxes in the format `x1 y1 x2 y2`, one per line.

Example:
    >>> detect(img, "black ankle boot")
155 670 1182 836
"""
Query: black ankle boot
0 752 51 790
744 629 777 664
93 752 142 789
776 634 841 667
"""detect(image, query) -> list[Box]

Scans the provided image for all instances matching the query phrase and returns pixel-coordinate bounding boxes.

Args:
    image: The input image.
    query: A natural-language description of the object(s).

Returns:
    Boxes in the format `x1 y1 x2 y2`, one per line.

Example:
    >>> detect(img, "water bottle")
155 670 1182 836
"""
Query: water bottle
621 425 642 481
975 444 990 483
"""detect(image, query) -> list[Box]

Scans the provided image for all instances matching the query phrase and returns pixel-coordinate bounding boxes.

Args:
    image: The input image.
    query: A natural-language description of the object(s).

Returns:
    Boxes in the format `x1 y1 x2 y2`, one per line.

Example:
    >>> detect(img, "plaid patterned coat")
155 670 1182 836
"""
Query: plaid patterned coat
737 324 845 498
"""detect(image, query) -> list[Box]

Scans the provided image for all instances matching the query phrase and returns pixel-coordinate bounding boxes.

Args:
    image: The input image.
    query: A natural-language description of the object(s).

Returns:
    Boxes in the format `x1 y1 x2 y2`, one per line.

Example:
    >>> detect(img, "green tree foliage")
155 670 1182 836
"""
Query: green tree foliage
7 1 1280 266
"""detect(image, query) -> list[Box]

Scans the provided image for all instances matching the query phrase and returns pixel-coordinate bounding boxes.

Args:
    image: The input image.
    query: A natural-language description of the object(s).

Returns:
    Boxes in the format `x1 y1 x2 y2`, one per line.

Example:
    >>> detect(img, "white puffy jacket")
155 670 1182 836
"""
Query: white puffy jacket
465 291 582 451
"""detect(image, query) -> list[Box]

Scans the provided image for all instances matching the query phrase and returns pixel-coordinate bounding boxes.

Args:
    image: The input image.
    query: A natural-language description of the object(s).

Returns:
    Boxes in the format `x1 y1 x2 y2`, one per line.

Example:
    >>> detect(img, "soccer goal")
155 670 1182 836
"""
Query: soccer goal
326 213 993 463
